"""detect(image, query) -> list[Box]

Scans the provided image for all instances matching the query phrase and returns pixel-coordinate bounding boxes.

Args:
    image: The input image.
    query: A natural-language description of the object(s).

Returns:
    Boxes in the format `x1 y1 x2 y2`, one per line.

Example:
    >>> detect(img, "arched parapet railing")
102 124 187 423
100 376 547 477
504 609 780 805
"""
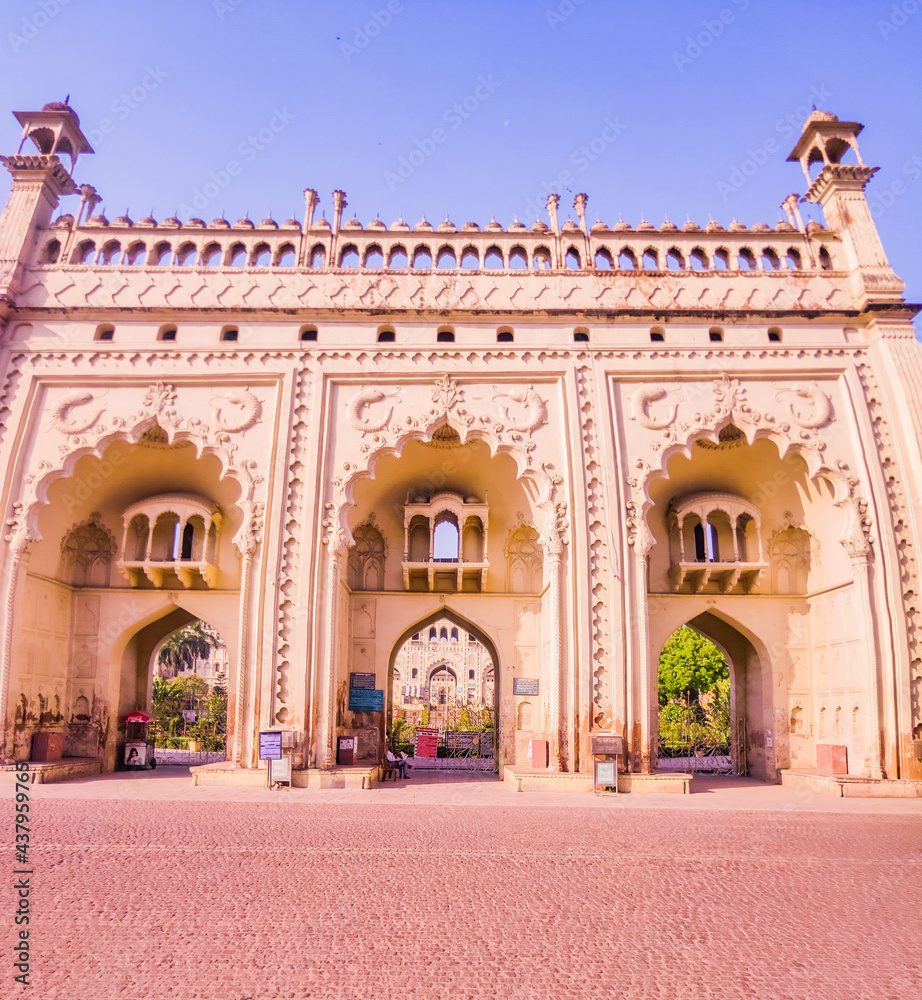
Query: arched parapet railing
116 493 224 589
667 491 766 594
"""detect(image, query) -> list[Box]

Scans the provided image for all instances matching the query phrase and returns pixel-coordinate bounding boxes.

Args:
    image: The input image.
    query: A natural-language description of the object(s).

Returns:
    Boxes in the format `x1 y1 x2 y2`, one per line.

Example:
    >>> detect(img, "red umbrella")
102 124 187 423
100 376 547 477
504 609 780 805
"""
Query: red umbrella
125 711 153 723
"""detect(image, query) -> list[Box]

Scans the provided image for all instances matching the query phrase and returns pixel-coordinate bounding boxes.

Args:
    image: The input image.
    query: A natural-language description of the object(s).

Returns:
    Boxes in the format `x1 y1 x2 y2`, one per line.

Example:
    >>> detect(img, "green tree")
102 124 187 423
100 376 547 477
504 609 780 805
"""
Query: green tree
157 621 218 675
658 626 727 706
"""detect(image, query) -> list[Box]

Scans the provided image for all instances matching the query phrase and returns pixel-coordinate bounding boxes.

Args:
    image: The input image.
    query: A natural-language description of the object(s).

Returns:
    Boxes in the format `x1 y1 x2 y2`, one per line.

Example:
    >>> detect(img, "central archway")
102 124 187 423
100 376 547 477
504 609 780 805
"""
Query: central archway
386 608 501 774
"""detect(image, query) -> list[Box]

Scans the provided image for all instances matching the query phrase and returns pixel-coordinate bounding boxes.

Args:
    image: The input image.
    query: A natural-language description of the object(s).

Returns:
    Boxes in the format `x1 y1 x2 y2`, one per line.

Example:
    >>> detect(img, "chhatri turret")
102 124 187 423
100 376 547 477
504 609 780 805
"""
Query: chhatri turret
788 110 904 307
0 99 93 311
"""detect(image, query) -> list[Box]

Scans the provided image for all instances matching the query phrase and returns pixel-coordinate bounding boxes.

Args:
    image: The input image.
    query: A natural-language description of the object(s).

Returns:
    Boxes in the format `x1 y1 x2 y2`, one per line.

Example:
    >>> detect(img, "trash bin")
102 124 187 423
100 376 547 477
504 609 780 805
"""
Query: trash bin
337 736 355 765
31 732 63 762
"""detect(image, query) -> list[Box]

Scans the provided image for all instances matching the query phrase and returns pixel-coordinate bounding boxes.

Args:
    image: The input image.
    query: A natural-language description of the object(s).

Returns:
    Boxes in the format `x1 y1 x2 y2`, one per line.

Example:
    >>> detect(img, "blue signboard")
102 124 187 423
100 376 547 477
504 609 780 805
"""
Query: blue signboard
348 688 384 712
259 731 282 760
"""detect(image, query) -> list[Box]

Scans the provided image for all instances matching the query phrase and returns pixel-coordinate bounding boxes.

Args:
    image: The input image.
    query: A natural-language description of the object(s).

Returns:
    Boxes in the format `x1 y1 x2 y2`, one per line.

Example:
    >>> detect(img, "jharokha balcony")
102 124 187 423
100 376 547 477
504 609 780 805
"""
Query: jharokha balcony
667 492 767 595
116 494 224 590
402 492 489 593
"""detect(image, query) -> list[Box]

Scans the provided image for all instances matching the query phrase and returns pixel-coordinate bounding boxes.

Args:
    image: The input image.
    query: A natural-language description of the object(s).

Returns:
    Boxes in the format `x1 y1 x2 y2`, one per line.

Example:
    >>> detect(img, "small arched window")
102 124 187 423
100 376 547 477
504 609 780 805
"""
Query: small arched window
594 248 613 270
737 249 756 271
433 520 460 559
73 239 96 264
565 247 581 269
387 245 408 269
451 628 459 641
377 329 395 343
158 325 177 342
436 246 456 269
250 242 271 267
642 248 658 270
40 239 61 264
437 328 455 343
460 246 479 270
440 627 448 641
768 328 782 343
484 246 504 269
509 246 528 270
201 242 222 267
226 243 246 267
689 248 708 271
818 247 832 270
95 324 114 341
220 326 238 342
650 327 665 343
309 244 326 268
275 243 296 267
713 248 730 271
497 328 514 343
532 247 551 270
760 249 780 270
617 249 637 270
363 245 384 268
784 249 802 270
573 328 589 343
339 244 359 268
124 242 147 266
429 627 437 640
412 246 432 269
300 326 317 342
709 327 724 342
666 248 684 271
180 523 195 560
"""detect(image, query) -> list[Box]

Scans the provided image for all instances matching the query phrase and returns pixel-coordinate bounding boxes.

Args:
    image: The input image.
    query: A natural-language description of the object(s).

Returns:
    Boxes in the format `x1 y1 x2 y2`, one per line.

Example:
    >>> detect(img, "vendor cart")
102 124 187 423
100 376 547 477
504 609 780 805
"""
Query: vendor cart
123 711 157 769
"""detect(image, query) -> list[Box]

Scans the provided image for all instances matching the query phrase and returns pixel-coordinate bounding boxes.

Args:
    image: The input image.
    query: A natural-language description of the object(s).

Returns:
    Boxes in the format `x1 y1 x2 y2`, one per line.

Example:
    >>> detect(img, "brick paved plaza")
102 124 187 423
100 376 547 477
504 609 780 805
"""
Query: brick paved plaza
7 771 922 1000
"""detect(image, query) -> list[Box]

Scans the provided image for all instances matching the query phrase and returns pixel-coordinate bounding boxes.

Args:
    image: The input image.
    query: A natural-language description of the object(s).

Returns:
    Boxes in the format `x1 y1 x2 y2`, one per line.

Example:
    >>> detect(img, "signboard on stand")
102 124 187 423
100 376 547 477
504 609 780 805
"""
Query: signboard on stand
350 672 376 690
259 731 282 760
415 727 439 758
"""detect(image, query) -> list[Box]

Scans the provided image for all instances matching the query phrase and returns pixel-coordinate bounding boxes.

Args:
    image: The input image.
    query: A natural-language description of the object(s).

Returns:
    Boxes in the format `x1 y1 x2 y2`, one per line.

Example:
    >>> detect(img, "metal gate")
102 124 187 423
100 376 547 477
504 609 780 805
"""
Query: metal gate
656 710 747 775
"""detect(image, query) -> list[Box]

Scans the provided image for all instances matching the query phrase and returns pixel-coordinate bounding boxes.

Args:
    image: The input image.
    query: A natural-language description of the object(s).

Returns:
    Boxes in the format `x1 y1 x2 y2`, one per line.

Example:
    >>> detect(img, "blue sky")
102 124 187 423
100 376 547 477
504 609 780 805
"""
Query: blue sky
2 0 920 311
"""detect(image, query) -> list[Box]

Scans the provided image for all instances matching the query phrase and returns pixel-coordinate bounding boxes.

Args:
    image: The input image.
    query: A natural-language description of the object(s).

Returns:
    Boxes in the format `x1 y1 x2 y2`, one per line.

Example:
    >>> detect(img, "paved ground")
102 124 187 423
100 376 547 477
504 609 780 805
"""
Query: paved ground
4 770 922 1000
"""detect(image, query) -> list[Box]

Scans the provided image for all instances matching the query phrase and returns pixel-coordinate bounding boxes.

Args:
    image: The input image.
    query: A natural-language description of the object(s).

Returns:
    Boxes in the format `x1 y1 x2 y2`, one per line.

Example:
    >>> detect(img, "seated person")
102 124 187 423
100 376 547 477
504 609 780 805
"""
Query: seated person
385 749 409 778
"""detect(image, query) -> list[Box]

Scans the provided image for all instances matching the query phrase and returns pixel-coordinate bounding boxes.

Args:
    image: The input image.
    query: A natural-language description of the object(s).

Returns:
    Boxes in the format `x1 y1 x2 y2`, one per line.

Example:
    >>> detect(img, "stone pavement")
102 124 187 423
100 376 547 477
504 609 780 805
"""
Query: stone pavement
5 770 922 1000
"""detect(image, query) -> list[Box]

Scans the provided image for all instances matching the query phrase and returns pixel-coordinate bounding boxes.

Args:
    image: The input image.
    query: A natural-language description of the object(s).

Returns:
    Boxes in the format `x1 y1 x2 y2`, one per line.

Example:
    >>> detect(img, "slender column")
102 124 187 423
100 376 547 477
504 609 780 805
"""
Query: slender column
0 520 31 761
635 550 652 772
330 189 347 268
321 503 345 769
543 500 567 771
232 547 253 765
545 194 560 269
851 552 885 778
298 188 319 267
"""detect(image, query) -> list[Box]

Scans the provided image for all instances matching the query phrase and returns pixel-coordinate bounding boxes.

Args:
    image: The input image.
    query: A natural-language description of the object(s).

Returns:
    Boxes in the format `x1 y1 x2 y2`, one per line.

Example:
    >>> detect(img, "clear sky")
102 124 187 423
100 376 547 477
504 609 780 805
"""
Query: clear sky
1 0 920 315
